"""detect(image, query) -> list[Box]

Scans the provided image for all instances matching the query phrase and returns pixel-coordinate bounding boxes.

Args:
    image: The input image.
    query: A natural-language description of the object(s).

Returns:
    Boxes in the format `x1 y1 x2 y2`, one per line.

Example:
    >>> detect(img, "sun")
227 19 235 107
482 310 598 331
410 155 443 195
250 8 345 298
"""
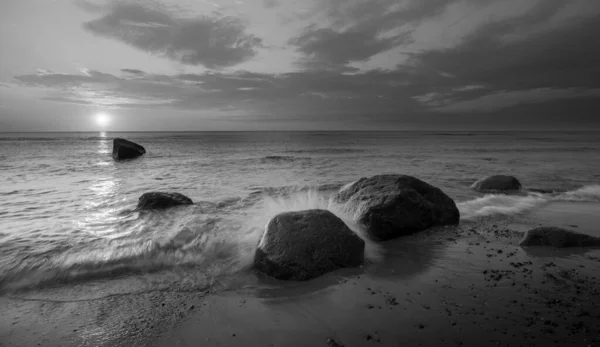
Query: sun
95 112 111 127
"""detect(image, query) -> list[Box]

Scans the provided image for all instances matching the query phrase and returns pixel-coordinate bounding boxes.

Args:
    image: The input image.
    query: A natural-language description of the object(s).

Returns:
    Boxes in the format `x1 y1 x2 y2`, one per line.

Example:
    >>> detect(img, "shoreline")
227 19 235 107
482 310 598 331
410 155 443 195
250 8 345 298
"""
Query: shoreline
2 201 600 347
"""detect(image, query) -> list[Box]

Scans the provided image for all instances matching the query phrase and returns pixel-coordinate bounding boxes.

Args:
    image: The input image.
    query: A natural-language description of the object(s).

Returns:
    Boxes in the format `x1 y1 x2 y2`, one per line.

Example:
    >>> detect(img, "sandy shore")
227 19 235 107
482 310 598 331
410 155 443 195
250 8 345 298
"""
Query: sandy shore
2 201 600 347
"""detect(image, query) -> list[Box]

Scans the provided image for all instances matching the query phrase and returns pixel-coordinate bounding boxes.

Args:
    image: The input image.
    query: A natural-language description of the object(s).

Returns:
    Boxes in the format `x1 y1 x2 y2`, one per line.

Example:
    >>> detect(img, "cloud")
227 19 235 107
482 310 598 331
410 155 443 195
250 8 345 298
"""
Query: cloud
10 67 424 116
13 69 181 108
406 2 600 92
400 0 600 112
288 0 502 71
8 0 600 127
290 26 410 71
121 69 146 75
263 0 280 9
83 2 263 68
430 88 600 113
453 85 485 92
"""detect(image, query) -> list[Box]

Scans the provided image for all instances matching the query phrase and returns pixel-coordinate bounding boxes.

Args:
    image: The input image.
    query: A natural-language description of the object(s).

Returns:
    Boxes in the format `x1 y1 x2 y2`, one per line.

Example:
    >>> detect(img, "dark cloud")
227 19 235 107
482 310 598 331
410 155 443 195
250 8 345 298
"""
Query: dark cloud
289 0 493 70
121 69 146 75
403 1 600 112
290 26 411 71
83 2 262 68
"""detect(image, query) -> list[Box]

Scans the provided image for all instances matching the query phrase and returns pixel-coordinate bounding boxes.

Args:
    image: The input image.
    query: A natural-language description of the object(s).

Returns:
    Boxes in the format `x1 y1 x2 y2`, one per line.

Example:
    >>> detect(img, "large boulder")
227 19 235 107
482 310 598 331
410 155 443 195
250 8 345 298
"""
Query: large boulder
113 138 146 161
519 227 600 248
136 192 193 210
254 209 365 281
472 175 522 192
333 175 459 241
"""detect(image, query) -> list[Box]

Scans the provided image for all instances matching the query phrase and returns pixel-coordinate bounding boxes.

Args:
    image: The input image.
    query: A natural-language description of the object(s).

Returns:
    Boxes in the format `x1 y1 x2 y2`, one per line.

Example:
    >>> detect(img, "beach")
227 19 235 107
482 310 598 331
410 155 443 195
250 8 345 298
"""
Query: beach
1 131 600 347
2 201 599 347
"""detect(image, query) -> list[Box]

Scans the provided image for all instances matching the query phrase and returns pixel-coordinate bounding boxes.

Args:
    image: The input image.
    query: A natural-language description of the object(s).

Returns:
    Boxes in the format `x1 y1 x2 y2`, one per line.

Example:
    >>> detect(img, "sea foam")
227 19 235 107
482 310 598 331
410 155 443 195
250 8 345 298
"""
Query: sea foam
458 185 600 220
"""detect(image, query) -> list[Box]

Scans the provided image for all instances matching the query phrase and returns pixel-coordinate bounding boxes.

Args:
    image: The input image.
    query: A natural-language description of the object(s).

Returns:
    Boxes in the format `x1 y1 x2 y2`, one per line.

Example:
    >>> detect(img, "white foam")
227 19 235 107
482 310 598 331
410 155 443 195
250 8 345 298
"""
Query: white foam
555 185 600 202
458 184 600 221
458 194 547 220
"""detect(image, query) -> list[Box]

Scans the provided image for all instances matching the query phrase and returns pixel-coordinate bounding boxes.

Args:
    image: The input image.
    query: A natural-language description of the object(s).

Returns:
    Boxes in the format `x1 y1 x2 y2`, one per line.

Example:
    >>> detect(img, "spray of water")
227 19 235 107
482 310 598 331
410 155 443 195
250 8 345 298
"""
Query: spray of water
247 188 384 263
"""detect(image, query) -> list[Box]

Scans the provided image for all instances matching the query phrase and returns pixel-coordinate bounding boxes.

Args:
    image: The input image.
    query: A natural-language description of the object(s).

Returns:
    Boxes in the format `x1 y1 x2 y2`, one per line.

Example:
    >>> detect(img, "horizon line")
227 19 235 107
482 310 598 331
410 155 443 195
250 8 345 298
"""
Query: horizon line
1 129 600 133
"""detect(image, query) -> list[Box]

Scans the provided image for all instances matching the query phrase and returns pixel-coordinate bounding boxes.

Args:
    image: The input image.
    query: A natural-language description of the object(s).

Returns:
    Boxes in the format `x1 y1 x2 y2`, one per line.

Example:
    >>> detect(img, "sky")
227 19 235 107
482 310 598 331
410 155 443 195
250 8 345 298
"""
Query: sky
1 0 599 131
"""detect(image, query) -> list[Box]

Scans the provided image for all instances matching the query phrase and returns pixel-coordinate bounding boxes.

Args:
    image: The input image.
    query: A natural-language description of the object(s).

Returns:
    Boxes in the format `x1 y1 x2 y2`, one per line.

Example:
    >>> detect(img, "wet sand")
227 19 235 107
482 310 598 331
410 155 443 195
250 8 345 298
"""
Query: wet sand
2 202 600 347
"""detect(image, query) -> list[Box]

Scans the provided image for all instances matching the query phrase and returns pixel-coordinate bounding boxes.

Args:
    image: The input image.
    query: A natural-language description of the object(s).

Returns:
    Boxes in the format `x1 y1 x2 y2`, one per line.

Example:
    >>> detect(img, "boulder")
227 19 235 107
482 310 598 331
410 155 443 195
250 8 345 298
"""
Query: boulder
112 138 146 160
254 209 365 281
136 192 193 210
519 227 600 248
472 175 522 192
333 175 459 241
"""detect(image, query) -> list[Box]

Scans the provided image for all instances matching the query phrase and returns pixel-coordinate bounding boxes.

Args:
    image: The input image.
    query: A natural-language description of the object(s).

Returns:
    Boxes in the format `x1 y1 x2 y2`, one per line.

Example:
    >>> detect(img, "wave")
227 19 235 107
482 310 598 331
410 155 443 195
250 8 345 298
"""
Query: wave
431 132 476 136
246 183 346 199
0 186 379 293
284 148 368 154
459 184 600 220
0 217 260 293
233 155 311 165
458 194 546 220
558 185 600 202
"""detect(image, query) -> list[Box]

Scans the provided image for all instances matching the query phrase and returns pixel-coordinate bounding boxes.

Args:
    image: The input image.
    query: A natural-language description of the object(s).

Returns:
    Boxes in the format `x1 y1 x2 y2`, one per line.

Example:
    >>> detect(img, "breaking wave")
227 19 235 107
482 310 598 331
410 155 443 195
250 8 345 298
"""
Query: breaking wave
459 185 600 220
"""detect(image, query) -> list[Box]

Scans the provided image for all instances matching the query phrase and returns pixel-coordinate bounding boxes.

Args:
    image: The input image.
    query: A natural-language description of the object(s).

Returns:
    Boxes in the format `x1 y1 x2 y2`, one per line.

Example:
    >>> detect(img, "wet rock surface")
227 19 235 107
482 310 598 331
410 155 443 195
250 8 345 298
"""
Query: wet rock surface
112 138 146 161
254 209 365 280
136 192 193 210
334 174 459 241
472 175 523 192
520 227 600 248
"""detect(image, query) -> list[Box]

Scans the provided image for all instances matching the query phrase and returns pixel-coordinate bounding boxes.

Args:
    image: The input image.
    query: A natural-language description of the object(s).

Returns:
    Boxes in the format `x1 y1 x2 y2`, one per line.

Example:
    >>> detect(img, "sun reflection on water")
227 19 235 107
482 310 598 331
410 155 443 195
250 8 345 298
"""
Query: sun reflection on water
97 135 110 155
76 175 123 237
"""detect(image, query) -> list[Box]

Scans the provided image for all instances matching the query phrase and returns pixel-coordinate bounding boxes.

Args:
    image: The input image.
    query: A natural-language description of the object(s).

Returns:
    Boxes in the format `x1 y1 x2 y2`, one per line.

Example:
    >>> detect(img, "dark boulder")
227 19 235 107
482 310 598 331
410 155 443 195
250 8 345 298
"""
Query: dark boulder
472 175 522 192
112 138 146 161
136 192 193 210
333 175 459 241
519 227 600 248
254 209 365 281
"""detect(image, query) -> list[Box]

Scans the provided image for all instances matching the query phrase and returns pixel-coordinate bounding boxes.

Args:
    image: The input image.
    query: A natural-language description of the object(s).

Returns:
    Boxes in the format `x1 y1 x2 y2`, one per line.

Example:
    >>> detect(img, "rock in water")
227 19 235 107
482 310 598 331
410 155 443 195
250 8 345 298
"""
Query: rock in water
254 209 365 281
519 227 600 248
334 175 459 241
472 175 522 192
136 192 193 210
112 138 146 160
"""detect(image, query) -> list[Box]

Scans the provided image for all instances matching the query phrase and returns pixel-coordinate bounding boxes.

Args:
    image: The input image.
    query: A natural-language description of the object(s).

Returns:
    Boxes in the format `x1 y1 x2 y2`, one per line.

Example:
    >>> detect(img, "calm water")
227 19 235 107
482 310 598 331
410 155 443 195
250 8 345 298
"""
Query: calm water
1 131 599 294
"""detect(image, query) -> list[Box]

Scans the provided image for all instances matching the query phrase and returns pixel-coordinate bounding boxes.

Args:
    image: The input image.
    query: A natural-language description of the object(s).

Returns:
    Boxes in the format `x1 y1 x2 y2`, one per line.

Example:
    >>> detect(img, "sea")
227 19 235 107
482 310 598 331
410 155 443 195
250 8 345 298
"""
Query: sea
1 131 599 296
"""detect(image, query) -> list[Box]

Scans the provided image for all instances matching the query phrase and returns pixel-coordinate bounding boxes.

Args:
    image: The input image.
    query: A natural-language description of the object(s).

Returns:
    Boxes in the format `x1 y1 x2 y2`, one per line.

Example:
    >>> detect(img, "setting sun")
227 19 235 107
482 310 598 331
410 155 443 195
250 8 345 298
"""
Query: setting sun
95 112 111 127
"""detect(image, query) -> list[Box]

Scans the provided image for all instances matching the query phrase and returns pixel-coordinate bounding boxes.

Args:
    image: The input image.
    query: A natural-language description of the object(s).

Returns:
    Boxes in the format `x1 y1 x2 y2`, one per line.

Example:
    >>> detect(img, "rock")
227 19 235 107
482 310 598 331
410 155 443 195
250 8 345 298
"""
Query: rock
520 227 600 248
112 138 146 160
333 175 459 241
136 192 193 210
254 209 365 281
471 175 522 192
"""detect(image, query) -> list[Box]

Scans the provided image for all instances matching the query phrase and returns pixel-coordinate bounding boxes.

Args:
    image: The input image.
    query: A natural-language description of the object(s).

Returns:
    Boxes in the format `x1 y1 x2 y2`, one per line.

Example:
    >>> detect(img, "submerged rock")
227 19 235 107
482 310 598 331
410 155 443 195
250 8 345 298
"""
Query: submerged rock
254 209 365 281
472 175 522 192
520 227 600 248
136 192 193 210
333 175 459 241
112 138 146 161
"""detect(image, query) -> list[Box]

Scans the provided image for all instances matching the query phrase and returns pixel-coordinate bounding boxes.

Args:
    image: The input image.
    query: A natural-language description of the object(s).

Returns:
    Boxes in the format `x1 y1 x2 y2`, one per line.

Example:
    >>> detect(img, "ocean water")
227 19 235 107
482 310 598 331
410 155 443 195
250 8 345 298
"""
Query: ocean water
1 131 599 295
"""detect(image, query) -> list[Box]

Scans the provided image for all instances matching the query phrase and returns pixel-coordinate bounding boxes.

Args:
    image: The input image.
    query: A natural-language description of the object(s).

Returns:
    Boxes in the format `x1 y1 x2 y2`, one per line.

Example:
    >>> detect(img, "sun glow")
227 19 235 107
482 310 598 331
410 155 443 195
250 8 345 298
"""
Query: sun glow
95 112 111 127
